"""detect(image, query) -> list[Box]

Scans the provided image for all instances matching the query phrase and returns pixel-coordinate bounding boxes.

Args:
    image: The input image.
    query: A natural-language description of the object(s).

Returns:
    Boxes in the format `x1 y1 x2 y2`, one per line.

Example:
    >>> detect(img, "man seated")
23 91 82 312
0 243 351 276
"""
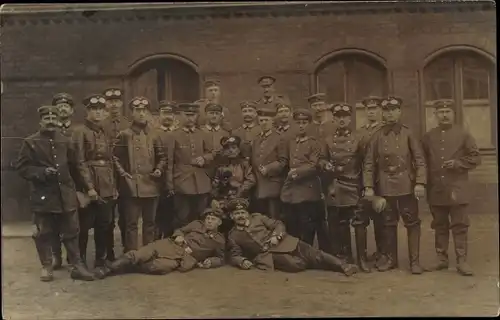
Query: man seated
226 198 358 276
95 208 225 278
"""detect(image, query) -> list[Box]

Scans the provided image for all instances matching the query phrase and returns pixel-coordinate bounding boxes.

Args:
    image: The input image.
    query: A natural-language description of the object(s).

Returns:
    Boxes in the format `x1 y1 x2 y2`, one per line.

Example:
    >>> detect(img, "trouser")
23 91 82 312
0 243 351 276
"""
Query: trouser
105 201 120 261
254 197 282 221
381 194 421 268
155 194 175 240
430 204 470 262
284 201 321 246
33 210 83 268
173 193 209 230
327 206 354 262
272 241 346 273
79 199 114 267
123 197 159 252
51 220 69 264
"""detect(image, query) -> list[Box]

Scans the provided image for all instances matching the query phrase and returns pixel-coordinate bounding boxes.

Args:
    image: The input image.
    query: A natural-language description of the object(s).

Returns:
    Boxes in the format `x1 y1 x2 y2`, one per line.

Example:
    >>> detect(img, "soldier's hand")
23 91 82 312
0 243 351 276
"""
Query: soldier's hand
151 169 162 178
288 169 298 180
195 156 205 167
174 236 185 245
442 160 456 169
269 236 279 246
414 184 425 199
88 189 99 201
201 259 212 268
121 172 133 179
240 259 253 270
259 165 268 176
324 162 333 171
185 246 193 255
364 187 375 197
166 190 175 197
45 167 58 175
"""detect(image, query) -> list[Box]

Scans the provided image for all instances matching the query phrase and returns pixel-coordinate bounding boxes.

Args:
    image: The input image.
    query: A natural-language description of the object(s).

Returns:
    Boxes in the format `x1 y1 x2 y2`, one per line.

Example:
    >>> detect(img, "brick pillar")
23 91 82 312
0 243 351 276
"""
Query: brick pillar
391 68 422 137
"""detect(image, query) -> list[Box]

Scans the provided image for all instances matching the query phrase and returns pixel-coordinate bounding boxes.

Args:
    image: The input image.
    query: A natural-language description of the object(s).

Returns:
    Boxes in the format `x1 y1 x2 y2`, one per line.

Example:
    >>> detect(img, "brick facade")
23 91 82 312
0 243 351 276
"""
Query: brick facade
1 2 497 221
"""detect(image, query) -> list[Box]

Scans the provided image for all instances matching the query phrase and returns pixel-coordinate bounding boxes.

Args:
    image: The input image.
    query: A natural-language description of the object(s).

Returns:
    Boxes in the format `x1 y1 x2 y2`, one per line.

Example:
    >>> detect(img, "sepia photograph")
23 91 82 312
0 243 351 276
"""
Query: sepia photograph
0 1 498 318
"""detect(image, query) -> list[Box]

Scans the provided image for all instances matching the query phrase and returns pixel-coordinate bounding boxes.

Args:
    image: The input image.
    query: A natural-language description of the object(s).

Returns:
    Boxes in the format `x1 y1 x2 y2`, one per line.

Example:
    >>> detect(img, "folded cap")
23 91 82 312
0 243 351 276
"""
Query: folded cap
103 88 123 99
276 102 291 111
257 107 277 117
129 96 151 110
240 101 257 110
204 79 221 88
381 96 403 109
38 105 60 117
159 100 177 113
202 208 224 219
361 96 383 108
293 108 312 121
306 93 326 104
257 75 276 86
52 92 74 106
220 135 241 148
227 198 250 212
83 94 107 108
205 103 223 113
177 102 200 114
433 99 455 111
331 103 353 116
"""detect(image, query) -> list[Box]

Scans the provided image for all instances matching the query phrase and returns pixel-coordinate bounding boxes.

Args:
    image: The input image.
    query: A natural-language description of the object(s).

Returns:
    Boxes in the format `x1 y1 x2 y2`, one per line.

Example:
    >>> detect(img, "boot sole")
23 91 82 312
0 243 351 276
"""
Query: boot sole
40 277 54 282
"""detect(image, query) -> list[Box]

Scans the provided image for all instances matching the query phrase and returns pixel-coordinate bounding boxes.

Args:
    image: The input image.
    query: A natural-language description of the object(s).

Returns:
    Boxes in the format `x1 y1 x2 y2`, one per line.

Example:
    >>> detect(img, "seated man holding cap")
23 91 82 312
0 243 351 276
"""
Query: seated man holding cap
226 198 358 276
95 208 226 278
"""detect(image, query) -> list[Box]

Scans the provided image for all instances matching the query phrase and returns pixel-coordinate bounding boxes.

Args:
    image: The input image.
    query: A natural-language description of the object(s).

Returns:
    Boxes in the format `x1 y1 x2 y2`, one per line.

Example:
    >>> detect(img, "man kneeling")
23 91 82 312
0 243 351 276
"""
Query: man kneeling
227 198 358 276
96 208 225 278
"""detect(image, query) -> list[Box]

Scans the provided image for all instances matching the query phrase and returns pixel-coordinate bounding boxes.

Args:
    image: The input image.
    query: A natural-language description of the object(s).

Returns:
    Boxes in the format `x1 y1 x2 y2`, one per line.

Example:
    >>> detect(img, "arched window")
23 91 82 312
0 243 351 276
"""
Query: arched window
423 50 496 149
128 57 200 111
315 52 389 128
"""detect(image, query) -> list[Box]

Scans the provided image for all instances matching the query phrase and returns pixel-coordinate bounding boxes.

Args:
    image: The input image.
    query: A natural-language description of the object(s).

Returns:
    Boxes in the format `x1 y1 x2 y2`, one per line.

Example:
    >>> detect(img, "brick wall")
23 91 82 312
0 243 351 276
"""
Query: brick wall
1 5 497 221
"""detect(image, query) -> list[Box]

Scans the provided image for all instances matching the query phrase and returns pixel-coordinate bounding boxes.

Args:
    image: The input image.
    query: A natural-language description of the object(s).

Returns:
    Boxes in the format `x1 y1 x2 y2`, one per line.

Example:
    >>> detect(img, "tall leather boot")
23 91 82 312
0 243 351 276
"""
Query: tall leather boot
106 224 116 262
94 228 107 269
433 228 449 270
354 226 371 273
64 237 95 281
51 234 63 270
339 224 353 263
407 225 423 274
33 235 54 282
371 216 385 261
95 254 134 279
320 251 358 276
453 229 473 276
79 231 89 267
377 226 398 272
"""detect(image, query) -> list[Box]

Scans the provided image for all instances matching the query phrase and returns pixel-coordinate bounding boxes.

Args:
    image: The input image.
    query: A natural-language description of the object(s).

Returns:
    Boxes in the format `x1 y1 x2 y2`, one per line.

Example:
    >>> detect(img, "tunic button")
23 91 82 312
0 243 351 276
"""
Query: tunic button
136 147 140 150
441 176 444 178
441 157 444 160
441 148 444 151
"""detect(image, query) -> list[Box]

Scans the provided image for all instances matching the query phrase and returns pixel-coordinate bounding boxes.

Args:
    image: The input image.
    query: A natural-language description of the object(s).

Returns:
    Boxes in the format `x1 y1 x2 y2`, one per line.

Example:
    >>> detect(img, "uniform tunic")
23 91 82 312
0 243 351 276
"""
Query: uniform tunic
201 124 231 153
196 99 232 132
275 124 297 143
232 123 261 158
421 125 481 206
254 94 290 108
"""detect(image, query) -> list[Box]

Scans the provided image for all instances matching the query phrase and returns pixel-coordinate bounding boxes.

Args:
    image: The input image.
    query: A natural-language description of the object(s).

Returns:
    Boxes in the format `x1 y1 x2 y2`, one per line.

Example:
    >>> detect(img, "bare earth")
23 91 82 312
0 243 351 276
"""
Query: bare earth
2 213 499 319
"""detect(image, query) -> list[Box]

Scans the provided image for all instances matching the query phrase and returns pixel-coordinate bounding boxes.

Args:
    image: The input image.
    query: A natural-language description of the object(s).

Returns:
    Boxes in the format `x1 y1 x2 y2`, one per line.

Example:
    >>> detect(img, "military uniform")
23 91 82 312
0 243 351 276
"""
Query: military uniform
363 96 427 274
254 75 291 108
280 109 322 246
73 94 118 267
99 209 225 277
167 103 215 229
101 88 130 262
226 199 357 275
251 108 288 220
421 99 481 276
274 103 297 142
201 103 231 178
15 105 94 281
232 101 262 160
306 93 337 139
113 97 167 252
155 101 179 240
195 79 232 132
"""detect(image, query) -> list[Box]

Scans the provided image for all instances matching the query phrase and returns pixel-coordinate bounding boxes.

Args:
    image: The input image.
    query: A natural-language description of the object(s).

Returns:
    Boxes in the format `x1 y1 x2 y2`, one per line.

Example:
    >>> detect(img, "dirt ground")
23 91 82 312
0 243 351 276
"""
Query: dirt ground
2 213 499 319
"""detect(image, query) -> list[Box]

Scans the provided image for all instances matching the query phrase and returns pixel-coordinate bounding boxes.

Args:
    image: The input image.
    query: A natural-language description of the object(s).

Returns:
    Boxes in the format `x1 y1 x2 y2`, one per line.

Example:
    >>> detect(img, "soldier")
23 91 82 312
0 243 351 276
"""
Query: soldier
274 102 296 141
201 103 231 154
254 76 291 108
95 208 225 278
155 100 179 240
195 79 232 131
226 198 358 275
113 97 166 252
73 94 118 269
50 92 76 269
102 87 131 261
280 108 322 246
211 135 256 235
167 103 214 230
421 99 481 276
232 101 261 159
251 107 288 220
363 96 427 274
358 96 386 264
319 103 370 270
16 105 94 281
306 93 337 138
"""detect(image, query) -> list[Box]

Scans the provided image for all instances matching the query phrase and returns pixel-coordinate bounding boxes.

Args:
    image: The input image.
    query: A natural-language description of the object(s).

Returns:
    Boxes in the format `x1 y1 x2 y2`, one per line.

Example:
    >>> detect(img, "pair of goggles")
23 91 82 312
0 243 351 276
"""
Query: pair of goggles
333 105 351 112
132 99 149 106
105 90 122 97
381 98 400 107
90 97 106 104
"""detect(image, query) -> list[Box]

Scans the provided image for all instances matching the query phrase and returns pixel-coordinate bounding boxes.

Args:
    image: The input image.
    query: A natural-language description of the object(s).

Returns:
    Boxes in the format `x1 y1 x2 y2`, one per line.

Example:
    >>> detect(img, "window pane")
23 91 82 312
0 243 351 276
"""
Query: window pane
424 106 439 131
350 56 387 100
316 60 346 102
463 104 492 148
462 55 490 100
424 56 454 101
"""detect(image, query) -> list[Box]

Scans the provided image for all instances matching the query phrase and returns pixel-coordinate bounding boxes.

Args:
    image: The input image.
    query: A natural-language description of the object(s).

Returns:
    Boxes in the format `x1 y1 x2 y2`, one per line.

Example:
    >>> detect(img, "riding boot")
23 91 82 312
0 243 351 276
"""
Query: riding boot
407 225 423 274
339 224 353 263
377 226 398 272
354 226 371 273
94 228 107 268
433 228 449 270
51 235 63 270
320 251 358 276
370 215 385 261
453 229 473 276
64 237 95 281
106 223 116 262
79 231 89 267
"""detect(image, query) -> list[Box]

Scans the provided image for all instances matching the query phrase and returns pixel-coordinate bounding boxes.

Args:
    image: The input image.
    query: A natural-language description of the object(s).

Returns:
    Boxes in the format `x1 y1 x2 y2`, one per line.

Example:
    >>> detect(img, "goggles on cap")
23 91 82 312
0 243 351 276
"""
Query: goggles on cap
90 97 106 104
381 98 400 107
333 105 351 112
132 99 149 107
105 89 122 97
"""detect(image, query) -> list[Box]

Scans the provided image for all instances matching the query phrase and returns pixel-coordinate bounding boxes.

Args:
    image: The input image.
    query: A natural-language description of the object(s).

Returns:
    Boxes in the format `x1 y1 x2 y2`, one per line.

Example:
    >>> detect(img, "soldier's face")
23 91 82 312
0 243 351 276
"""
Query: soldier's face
276 108 291 123
180 112 197 126
295 119 310 134
223 144 240 158
366 106 381 122
230 209 250 225
40 114 60 131
159 110 175 125
311 102 327 114
258 116 273 131
204 214 222 231
382 108 401 123
205 85 221 101
132 108 149 124
106 99 123 116
207 110 222 125
57 103 74 119
261 84 275 97
435 108 455 125
87 106 106 122
241 107 257 122
334 114 352 128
